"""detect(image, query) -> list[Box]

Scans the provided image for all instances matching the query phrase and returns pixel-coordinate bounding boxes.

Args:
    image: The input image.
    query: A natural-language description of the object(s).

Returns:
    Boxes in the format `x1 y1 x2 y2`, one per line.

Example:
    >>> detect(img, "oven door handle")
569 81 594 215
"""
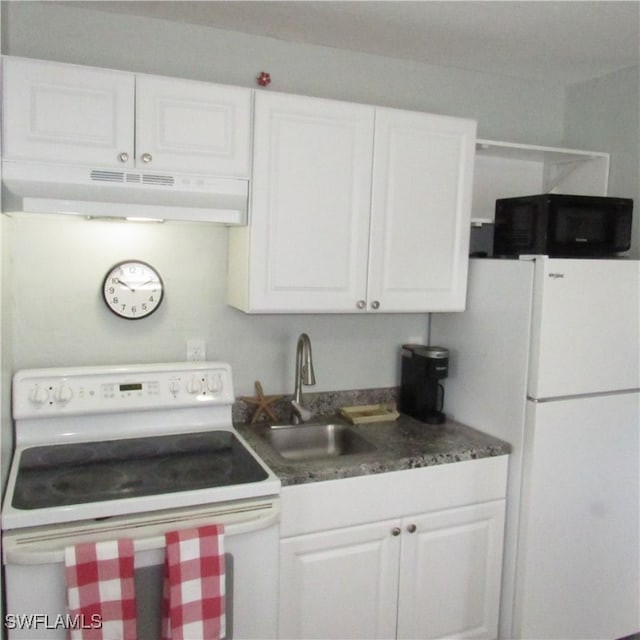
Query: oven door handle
135 507 280 554
4 502 280 565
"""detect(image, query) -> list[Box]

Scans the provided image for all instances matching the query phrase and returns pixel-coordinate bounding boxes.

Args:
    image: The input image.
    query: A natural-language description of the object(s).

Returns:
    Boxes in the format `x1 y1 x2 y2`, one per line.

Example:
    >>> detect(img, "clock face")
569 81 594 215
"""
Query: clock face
102 260 164 320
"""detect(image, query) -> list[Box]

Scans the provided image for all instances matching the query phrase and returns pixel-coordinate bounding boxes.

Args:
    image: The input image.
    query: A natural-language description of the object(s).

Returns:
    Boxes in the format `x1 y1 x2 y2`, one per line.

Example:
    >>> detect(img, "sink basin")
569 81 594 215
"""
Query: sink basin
261 423 377 461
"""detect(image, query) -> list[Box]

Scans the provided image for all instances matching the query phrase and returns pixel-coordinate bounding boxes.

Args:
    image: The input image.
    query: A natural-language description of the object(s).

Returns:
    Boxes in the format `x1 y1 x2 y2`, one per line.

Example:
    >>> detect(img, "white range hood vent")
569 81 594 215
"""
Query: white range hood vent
1 161 249 224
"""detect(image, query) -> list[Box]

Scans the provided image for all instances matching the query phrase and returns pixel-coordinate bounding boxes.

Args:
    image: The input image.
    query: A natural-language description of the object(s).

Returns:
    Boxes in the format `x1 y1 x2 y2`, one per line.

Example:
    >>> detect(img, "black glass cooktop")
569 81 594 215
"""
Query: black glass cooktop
13 431 268 510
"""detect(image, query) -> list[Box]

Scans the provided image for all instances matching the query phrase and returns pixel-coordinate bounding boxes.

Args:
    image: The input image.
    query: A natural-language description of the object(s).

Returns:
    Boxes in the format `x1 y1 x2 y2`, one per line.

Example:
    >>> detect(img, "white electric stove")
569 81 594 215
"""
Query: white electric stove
2 361 281 639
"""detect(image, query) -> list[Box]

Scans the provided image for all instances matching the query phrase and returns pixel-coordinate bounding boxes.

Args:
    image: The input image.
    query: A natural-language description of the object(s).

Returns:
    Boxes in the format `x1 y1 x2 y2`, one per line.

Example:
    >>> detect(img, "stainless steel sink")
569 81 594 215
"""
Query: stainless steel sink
261 423 377 461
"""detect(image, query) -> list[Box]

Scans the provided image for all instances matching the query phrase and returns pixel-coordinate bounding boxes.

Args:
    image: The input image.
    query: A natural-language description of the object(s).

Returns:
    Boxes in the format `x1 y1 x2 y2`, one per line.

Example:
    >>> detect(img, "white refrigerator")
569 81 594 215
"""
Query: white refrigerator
431 257 639 640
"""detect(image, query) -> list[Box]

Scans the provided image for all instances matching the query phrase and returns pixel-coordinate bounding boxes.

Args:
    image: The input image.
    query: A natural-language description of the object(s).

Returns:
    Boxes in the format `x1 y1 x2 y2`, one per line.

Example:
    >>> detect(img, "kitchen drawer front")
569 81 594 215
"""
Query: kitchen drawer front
280 455 508 538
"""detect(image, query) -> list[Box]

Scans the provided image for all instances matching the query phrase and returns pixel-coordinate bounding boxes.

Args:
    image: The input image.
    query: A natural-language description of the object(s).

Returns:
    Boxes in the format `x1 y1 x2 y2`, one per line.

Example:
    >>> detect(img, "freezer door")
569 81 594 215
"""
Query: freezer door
528 258 640 398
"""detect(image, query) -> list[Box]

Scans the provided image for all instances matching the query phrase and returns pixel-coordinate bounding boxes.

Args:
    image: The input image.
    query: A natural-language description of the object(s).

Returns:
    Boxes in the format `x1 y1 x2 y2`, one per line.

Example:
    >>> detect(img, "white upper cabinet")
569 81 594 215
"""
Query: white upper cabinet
134 74 251 176
229 91 375 313
2 57 251 177
228 91 476 313
369 109 475 312
2 57 134 167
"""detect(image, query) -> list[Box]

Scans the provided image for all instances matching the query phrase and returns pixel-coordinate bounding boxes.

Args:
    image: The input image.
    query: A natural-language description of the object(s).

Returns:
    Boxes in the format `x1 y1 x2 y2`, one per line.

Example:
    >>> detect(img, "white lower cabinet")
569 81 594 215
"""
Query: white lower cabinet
396 503 505 639
278 458 508 640
279 519 400 639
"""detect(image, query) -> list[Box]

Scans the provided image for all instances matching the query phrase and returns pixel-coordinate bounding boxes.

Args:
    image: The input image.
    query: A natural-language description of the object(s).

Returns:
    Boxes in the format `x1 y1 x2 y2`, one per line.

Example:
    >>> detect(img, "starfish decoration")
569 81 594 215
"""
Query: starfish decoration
239 381 284 424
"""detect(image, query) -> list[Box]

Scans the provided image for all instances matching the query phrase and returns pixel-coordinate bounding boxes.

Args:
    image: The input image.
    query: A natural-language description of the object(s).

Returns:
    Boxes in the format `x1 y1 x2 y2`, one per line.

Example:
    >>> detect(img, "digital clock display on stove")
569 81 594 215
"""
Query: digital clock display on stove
119 383 143 392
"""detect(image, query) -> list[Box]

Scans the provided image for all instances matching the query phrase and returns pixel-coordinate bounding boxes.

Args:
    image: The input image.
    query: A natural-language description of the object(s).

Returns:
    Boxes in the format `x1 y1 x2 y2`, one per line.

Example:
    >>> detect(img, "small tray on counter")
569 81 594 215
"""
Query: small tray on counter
339 403 399 424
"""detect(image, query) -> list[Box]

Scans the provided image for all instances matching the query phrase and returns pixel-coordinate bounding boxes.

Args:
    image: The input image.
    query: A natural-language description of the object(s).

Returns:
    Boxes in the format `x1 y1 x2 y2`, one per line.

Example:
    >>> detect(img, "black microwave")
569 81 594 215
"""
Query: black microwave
493 194 633 257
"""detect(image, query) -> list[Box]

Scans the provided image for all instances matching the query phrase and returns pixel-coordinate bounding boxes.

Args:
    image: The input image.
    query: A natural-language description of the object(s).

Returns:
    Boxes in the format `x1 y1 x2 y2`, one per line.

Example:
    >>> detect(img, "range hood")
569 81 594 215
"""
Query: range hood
1 161 249 224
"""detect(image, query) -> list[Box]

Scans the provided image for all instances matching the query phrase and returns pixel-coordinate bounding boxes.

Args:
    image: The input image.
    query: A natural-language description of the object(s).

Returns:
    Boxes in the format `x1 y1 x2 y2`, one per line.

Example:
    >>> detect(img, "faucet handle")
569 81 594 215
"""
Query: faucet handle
291 400 315 423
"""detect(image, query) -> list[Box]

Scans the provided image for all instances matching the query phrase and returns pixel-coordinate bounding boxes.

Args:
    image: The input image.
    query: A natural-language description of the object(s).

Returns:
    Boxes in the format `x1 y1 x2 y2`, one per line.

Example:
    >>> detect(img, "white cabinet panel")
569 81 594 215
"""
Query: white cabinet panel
279 462 508 640
135 75 251 176
228 92 476 313
2 57 134 167
397 502 505 640
369 109 475 311
2 57 251 177
279 519 400 639
239 92 374 312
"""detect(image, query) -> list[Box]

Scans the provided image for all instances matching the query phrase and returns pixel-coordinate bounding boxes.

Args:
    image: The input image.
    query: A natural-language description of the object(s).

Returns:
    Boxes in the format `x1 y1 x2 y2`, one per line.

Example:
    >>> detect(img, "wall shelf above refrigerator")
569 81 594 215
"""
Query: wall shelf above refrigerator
472 138 610 224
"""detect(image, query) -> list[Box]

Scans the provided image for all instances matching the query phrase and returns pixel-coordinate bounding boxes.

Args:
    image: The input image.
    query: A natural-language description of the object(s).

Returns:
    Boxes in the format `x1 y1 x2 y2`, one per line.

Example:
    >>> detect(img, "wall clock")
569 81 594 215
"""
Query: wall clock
102 260 164 319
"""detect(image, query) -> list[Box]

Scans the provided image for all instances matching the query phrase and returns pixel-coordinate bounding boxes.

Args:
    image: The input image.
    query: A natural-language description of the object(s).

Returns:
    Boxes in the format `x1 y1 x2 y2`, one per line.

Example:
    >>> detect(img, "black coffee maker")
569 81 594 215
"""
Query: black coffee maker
399 344 449 424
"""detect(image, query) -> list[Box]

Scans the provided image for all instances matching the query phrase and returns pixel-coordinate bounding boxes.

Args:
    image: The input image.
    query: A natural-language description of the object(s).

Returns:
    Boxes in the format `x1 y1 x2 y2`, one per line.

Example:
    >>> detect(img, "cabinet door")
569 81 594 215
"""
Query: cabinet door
279 520 401 639
135 75 251 176
2 57 134 167
368 108 476 311
246 92 374 312
397 501 505 640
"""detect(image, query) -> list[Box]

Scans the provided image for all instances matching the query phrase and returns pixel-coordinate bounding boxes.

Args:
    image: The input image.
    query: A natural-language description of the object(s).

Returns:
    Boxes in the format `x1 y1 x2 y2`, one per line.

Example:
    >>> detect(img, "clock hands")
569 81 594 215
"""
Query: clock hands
114 277 135 292
114 278 158 292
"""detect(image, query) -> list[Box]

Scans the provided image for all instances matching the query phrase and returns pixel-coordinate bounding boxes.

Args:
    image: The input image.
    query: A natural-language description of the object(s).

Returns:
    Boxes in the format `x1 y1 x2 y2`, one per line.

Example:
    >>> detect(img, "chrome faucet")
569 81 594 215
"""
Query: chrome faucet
291 333 316 424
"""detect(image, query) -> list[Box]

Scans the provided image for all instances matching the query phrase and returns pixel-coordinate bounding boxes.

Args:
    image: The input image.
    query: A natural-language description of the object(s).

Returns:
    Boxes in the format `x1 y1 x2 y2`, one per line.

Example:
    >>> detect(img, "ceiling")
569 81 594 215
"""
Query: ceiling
65 1 639 84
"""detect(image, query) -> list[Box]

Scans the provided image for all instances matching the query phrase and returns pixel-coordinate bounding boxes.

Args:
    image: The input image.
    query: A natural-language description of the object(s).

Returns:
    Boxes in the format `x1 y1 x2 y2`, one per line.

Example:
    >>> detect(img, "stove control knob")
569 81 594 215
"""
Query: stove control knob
187 377 203 394
54 384 73 404
206 374 223 394
29 385 50 405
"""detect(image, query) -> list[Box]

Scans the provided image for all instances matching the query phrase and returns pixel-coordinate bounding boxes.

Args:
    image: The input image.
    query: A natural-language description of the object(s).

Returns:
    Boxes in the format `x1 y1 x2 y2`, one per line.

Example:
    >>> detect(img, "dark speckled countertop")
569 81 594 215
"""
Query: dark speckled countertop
236 413 511 487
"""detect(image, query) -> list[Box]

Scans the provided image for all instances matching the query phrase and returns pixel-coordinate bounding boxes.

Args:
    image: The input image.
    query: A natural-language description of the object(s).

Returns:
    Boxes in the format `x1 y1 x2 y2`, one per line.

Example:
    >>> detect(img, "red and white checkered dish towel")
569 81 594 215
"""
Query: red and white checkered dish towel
162 525 226 640
64 538 137 640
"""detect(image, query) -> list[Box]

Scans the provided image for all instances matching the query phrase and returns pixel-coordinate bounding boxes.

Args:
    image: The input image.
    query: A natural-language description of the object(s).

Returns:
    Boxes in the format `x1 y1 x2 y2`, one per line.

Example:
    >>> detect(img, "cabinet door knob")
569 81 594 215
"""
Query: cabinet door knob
391 527 401 537
371 300 380 310
407 524 417 534
141 152 153 163
356 300 366 310
118 152 129 163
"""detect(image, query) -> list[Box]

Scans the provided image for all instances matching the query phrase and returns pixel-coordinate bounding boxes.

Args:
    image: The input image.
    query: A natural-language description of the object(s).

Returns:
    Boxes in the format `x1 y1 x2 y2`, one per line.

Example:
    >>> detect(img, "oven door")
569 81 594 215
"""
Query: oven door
3 497 279 639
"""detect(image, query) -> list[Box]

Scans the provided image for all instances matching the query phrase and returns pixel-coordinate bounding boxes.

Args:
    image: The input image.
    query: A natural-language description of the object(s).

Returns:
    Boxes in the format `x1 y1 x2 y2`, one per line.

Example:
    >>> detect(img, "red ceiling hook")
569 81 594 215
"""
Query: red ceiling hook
256 71 271 87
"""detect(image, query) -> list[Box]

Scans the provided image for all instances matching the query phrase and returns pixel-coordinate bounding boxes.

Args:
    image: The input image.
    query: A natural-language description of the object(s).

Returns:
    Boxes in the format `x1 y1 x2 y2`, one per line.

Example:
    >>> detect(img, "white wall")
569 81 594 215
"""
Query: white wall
3 1 567 145
564 66 640 257
7 214 428 395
